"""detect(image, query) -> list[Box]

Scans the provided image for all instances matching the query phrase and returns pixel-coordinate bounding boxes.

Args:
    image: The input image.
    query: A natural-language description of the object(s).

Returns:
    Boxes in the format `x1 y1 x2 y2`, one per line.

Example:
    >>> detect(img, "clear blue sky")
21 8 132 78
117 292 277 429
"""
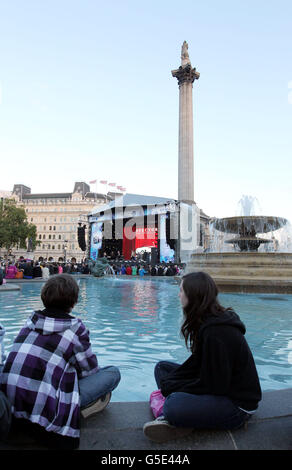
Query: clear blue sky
0 0 292 224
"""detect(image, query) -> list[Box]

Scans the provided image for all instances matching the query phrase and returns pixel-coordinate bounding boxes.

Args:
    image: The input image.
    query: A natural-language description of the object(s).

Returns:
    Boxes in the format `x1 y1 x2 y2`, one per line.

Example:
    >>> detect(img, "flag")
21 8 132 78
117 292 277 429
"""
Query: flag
89 180 97 184
100 180 107 184
108 182 116 187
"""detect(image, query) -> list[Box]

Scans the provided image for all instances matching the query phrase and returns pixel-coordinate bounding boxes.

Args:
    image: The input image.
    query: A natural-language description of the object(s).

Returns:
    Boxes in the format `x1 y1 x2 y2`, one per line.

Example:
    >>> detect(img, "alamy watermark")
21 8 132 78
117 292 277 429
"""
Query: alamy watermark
90 199 200 254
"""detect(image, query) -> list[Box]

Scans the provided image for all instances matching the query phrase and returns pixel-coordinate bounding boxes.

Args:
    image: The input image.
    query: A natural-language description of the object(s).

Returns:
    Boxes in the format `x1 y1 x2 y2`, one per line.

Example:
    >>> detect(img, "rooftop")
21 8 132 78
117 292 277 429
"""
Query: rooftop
89 193 177 216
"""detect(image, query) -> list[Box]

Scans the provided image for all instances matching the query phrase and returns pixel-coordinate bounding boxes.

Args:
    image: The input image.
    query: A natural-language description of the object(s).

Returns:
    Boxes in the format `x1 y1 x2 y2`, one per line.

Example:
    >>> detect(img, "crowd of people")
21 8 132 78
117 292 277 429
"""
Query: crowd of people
0 257 91 284
0 255 185 284
111 262 184 277
101 249 185 277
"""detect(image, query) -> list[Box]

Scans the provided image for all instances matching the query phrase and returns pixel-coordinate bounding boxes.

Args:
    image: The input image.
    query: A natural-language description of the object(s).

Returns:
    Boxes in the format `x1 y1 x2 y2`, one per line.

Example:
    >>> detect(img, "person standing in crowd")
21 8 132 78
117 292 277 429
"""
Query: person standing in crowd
15 264 24 279
18 257 26 271
151 265 157 276
0 274 121 449
143 271 262 443
23 261 34 279
33 262 42 278
81 263 90 274
52 263 58 275
0 265 4 286
126 264 132 275
157 265 164 276
139 266 145 277
166 265 174 276
5 262 17 279
41 263 50 280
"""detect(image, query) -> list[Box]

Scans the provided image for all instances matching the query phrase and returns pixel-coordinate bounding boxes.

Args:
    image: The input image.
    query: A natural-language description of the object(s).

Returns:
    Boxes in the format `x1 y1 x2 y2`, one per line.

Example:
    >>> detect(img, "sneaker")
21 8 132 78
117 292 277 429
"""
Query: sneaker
143 417 193 443
81 392 111 419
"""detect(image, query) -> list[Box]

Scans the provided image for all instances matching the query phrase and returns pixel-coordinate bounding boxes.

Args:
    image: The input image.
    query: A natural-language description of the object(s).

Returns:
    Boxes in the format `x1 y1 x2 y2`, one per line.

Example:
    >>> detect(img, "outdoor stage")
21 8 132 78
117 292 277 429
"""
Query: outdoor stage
88 193 178 263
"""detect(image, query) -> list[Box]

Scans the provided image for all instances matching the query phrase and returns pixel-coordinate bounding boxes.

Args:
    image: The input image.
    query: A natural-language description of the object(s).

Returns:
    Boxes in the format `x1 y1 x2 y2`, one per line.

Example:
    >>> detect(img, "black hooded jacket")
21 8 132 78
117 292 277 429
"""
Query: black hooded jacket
160 309 262 411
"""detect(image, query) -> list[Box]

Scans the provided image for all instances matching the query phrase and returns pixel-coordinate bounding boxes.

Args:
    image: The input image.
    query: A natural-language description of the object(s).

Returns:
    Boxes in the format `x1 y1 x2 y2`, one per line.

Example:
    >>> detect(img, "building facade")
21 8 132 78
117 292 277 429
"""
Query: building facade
9 182 111 262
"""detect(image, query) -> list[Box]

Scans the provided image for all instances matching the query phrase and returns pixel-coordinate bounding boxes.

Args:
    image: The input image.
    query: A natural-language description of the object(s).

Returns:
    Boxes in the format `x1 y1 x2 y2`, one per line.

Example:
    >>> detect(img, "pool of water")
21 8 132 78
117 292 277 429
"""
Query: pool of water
0 277 292 402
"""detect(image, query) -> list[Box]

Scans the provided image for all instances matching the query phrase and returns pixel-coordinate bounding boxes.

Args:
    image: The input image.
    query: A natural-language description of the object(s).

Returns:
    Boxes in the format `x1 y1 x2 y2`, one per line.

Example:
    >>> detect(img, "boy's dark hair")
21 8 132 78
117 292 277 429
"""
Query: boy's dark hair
41 274 79 313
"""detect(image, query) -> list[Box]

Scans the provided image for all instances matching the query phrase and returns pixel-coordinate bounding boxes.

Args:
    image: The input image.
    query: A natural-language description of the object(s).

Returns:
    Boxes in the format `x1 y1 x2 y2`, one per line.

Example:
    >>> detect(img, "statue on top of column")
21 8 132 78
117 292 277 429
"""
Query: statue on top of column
181 41 191 66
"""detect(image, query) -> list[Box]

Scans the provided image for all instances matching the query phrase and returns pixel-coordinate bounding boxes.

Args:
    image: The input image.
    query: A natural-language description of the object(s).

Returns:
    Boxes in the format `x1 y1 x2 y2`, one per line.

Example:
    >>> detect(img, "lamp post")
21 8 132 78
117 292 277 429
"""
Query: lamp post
64 240 68 263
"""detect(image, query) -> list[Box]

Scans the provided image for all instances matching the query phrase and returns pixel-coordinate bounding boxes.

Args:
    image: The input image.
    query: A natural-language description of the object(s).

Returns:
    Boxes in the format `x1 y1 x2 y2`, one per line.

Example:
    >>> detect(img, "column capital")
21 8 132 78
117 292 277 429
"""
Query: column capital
171 64 200 86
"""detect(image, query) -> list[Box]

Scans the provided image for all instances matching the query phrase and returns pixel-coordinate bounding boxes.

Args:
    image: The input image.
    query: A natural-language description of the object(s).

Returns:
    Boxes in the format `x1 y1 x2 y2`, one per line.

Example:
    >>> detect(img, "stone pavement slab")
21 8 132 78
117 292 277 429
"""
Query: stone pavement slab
79 401 234 450
0 389 292 451
0 284 21 291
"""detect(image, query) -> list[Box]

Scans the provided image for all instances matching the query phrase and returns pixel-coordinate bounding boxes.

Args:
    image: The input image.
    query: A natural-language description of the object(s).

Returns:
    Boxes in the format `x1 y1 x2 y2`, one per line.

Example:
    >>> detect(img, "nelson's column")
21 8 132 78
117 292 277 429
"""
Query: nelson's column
172 41 200 204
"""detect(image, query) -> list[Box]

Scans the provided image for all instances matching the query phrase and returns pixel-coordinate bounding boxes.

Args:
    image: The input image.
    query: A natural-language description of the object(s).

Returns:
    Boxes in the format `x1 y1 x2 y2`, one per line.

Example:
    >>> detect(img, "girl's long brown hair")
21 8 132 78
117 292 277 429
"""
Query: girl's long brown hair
180 271 229 353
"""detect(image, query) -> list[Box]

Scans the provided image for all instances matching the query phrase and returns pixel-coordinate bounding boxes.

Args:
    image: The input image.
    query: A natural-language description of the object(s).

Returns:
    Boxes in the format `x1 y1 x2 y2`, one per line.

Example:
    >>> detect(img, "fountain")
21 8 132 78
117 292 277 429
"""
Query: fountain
88 257 115 277
185 196 292 293
212 215 288 252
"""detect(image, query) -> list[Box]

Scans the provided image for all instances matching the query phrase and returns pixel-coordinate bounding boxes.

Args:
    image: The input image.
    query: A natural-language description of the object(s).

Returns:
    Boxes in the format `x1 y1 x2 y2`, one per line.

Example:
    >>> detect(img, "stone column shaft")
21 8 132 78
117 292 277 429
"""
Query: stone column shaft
178 81 194 203
172 53 199 204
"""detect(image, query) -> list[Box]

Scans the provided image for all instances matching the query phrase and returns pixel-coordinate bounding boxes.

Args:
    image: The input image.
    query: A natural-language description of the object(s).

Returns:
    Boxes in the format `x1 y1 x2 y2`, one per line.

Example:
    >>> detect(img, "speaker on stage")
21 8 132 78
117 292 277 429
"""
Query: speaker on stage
151 247 158 266
142 251 150 263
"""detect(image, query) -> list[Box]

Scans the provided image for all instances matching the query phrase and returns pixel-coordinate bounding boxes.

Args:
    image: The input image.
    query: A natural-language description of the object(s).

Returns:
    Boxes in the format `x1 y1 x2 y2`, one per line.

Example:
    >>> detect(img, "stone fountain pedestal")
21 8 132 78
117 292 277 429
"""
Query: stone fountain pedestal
185 252 292 293
186 213 292 293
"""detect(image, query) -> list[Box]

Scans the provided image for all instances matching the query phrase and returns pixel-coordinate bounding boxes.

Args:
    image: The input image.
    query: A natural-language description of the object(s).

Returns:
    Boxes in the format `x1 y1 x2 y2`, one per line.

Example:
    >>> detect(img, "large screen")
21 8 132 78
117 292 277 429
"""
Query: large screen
159 214 175 263
90 222 103 260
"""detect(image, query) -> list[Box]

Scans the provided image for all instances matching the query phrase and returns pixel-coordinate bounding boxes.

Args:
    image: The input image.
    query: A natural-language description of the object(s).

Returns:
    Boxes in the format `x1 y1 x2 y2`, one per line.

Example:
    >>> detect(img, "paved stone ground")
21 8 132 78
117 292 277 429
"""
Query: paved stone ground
0 284 21 291
0 388 291 451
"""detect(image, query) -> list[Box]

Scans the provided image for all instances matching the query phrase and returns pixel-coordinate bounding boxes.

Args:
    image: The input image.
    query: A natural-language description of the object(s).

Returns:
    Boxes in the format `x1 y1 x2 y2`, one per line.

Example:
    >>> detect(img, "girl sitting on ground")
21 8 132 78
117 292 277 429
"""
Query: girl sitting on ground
143 271 262 443
0 274 121 449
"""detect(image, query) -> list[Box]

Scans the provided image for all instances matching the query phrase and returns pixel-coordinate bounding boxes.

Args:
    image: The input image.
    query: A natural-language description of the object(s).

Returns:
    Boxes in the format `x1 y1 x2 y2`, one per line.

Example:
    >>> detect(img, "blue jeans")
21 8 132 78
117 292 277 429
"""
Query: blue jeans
1 364 120 410
79 366 121 408
155 361 251 431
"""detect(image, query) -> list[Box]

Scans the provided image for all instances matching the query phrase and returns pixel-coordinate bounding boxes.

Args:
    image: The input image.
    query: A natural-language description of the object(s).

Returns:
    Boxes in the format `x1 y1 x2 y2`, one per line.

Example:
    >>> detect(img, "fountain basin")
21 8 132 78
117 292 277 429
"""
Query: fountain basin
212 216 287 234
185 252 292 293
211 216 288 252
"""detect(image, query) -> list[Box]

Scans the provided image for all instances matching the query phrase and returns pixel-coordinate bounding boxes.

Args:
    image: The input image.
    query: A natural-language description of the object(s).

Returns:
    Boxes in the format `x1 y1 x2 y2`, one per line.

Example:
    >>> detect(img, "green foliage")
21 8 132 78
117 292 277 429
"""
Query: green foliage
0 199 38 251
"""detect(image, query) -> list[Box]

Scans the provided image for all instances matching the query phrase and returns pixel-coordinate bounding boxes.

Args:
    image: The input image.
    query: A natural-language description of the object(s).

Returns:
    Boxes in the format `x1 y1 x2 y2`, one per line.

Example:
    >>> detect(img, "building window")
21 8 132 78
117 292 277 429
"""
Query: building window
43 234 46 239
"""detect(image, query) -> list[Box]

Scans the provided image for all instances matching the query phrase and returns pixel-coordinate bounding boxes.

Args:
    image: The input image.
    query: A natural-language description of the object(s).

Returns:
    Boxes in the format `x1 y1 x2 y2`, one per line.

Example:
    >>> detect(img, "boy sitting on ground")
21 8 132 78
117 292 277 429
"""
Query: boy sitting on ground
0 274 120 449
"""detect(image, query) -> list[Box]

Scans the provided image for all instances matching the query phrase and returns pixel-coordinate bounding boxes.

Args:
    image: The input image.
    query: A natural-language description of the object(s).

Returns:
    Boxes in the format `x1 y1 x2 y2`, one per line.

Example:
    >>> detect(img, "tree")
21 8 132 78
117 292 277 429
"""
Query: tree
0 199 38 252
